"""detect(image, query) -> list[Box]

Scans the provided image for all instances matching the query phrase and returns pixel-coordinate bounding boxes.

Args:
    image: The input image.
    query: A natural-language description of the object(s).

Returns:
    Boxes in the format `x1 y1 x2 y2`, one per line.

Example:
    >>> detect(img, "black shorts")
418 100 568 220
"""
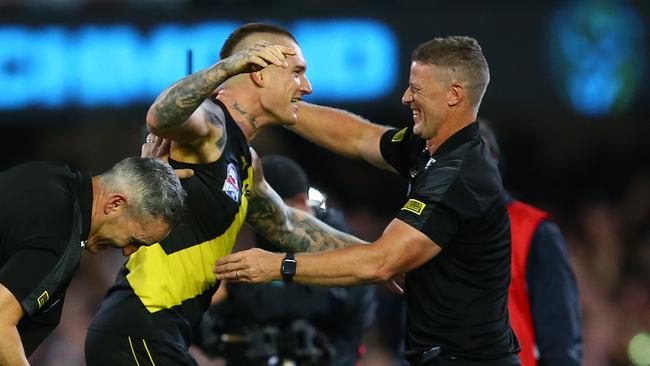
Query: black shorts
85 329 198 366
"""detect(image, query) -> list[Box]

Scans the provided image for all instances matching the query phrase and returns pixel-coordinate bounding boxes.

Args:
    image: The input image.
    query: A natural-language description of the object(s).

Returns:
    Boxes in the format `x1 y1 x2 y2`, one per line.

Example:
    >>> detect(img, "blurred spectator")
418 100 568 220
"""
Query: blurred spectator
568 172 650 366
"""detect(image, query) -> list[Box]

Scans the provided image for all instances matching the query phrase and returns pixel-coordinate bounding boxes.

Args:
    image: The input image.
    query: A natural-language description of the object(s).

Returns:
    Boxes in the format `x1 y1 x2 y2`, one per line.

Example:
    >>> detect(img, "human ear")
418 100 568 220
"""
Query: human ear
250 70 265 87
104 194 127 214
448 83 464 107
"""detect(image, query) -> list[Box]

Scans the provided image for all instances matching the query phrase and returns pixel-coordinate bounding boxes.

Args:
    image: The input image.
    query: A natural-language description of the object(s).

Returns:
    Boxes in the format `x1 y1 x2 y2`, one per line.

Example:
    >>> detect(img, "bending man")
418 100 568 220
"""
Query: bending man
0 157 185 364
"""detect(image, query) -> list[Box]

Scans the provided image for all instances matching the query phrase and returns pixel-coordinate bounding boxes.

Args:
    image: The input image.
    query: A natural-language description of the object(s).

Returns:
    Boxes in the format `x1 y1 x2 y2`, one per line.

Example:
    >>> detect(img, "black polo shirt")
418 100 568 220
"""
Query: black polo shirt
380 122 519 361
0 162 92 356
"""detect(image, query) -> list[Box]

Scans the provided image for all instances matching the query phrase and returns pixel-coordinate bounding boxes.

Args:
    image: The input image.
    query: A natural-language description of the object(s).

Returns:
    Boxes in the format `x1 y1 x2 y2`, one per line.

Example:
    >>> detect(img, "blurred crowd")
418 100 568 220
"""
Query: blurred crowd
565 172 650 366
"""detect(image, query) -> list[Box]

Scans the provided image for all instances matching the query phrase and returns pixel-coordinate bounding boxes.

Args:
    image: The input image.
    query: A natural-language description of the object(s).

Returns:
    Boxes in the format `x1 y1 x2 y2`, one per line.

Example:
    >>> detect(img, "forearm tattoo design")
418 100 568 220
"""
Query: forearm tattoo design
151 64 229 131
247 159 361 253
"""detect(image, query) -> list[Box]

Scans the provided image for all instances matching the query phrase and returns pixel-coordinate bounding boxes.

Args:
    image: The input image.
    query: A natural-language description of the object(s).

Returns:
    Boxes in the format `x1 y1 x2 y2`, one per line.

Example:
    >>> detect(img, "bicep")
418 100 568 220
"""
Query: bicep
0 284 24 326
0 283 28 364
147 100 214 143
359 125 396 172
293 102 395 171
374 218 442 274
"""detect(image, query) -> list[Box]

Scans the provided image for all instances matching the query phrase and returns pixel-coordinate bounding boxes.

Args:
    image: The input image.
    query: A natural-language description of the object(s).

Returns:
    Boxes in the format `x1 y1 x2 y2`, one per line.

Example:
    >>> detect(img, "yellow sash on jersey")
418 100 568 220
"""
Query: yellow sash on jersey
126 165 252 313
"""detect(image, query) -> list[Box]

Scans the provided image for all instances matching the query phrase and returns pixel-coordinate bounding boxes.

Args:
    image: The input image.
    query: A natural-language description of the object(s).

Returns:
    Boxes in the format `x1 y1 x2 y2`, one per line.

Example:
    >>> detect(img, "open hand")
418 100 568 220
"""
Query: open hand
219 41 296 77
141 133 194 179
213 248 283 283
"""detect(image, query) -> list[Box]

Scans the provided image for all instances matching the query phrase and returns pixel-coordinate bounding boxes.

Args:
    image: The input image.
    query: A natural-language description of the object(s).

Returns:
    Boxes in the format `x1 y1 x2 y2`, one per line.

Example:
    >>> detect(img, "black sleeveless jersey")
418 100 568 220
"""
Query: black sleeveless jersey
89 102 253 347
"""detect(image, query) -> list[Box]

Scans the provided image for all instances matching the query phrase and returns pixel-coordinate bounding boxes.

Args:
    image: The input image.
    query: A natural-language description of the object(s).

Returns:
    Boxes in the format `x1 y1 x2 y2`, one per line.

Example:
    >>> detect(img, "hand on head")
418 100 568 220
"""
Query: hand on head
141 133 194 179
221 41 296 77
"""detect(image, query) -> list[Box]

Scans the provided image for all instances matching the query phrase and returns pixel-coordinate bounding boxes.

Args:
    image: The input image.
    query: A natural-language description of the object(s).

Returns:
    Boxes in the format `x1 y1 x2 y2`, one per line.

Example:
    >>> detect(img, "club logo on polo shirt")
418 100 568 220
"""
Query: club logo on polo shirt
391 127 408 142
37 290 49 309
401 199 426 215
222 163 240 202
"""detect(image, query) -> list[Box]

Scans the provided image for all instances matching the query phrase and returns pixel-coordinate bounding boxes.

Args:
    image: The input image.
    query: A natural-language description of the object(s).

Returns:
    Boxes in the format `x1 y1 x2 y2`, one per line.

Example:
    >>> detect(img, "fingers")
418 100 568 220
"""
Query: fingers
249 55 270 70
214 248 281 284
263 44 295 67
147 133 164 149
250 42 295 68
141 135 192 178
142 133 178 163
214 263 246 282
214 253 242 277
173 168 194 179
157 137 171 154
216 252 243 267
141 142 152 158
141 133 158 157
277 45 297 57
251 50 283 69
215 266 241 281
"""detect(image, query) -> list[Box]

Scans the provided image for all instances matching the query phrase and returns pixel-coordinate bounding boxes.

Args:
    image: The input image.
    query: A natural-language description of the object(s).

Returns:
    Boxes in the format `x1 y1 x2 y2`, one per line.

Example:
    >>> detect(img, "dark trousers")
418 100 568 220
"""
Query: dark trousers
417 354 521 366
85 329 198 366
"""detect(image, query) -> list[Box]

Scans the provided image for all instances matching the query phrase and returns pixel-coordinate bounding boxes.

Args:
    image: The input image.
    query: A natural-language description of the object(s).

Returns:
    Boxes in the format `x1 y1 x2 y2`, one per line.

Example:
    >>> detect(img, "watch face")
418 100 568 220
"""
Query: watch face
281 259 297 275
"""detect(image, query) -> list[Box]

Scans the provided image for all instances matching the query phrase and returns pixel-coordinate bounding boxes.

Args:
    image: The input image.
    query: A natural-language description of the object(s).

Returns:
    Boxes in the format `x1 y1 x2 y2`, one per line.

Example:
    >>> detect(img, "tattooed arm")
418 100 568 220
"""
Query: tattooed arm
145 42 295 162
218 154 439 286
246 149 366 253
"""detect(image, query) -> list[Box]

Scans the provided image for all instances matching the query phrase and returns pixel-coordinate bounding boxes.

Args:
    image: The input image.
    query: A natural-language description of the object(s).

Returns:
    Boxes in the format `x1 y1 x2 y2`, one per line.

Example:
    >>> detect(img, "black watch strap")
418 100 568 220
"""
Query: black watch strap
281 252 297 282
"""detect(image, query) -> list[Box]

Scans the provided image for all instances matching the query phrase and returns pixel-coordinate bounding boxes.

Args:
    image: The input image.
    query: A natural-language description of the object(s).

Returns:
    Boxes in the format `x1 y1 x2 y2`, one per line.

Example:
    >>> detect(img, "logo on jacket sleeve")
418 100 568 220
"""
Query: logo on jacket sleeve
222 163 240 202
401 199 426 215
391 127 408 142
37 291 49 309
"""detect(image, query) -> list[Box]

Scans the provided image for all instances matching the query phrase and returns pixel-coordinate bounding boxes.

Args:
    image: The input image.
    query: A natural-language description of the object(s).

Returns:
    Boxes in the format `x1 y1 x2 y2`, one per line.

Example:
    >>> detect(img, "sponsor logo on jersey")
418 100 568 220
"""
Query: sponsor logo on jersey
401 199 426 215
222 163 240 202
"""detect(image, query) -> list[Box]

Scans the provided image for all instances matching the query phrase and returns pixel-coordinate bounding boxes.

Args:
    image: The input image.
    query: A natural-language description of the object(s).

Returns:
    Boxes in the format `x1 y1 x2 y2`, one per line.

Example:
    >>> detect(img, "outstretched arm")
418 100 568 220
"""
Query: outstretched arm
246 148 365 253
146 41 296 143
215 218 441 286
291 102 395 171
0 284 29 366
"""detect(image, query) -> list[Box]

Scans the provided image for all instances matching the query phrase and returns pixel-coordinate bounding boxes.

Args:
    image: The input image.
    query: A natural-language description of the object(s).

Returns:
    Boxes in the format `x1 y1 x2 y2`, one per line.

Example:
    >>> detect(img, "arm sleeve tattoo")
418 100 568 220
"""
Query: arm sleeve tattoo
149 63 229 132
246 156 365 253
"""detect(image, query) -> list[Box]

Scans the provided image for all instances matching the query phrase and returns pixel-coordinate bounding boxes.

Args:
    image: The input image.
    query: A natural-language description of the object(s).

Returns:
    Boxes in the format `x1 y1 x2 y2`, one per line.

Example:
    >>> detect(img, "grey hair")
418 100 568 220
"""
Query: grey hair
99 157 186 225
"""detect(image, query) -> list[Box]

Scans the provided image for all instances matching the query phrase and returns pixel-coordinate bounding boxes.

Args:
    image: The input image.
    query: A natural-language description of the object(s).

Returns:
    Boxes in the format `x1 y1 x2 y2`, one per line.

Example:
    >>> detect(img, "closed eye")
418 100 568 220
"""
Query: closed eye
129 237 148 248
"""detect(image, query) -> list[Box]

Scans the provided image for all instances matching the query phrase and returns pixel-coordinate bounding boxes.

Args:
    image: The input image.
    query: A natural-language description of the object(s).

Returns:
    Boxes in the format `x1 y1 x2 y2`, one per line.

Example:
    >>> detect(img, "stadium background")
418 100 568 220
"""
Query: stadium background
1 0 649 365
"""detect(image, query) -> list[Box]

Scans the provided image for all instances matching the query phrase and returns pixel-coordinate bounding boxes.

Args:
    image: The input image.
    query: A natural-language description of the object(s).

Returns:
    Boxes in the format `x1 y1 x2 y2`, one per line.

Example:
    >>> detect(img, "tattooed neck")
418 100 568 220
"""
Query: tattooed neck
230 101 259 130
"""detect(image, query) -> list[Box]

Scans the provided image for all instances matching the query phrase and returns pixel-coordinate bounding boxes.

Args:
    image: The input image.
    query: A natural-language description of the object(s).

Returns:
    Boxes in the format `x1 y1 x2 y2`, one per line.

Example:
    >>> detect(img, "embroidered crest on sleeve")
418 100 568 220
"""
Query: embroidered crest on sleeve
37 291 49 309
401 199 426 215
391 127 408 142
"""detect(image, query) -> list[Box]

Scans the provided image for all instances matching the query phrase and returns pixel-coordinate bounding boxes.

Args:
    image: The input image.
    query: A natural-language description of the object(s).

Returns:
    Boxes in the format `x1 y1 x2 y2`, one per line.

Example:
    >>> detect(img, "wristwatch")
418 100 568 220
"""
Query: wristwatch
281 252 297 282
